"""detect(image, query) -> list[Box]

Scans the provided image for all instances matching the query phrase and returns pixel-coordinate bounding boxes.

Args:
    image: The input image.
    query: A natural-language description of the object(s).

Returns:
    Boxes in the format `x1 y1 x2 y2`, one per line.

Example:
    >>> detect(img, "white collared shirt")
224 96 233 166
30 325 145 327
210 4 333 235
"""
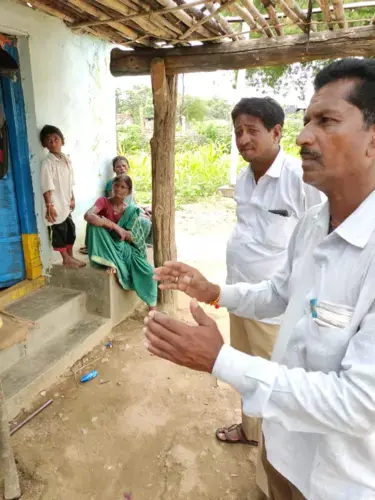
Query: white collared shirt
226 148 322 323
214 190 375 499
40 152 74 226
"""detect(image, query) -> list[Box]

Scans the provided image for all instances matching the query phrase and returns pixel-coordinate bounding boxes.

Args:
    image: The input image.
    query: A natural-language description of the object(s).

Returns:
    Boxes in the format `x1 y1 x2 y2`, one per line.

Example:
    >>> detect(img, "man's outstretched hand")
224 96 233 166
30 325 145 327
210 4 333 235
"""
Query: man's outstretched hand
144 299 224 373
153 261 220 304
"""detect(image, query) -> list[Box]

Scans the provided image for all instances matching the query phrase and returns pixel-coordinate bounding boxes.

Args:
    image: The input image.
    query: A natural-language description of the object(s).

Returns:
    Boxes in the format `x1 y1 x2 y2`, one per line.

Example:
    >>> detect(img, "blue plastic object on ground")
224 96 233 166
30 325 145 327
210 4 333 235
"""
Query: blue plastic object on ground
80 370 98 383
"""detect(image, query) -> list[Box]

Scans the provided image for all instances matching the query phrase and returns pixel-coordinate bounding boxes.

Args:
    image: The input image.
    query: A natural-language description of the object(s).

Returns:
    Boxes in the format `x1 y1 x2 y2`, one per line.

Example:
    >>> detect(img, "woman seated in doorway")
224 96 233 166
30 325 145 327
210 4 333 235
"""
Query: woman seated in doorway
84 174 157 310
80 155 151 254
106 155 152 219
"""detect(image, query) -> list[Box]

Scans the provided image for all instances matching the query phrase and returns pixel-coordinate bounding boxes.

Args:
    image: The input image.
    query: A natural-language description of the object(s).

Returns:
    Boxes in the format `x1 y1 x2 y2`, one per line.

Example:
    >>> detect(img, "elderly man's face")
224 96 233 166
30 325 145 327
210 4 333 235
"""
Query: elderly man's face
296 79 375 195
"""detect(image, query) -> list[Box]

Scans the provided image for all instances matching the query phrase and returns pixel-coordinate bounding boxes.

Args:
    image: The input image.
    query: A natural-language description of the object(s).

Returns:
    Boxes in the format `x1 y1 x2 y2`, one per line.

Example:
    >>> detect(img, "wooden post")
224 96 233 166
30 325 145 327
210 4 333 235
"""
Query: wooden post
150 58 178 309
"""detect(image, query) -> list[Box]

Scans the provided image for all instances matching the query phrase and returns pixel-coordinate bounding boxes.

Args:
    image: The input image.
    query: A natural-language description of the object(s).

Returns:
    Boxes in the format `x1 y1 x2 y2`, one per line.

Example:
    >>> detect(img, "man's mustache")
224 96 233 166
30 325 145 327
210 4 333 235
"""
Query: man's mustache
300 148 321 159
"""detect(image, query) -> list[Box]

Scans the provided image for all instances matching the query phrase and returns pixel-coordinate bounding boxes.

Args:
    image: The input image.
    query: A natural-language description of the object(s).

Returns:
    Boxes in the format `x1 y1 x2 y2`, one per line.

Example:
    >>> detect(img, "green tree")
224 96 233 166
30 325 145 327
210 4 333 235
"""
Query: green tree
205 97 232 121
181 95 208 122
116 85 154 124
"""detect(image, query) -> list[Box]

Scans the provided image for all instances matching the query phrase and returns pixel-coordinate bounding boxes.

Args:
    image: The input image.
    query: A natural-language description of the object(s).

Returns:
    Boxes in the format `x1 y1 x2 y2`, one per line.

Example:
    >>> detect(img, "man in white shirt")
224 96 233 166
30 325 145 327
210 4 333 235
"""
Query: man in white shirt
220 97 321 453
145 58 375 499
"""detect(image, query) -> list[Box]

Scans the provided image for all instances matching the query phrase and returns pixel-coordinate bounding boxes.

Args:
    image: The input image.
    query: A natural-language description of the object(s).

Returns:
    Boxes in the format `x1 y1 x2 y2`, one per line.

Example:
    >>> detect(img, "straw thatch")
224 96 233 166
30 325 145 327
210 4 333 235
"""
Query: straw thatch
18 0 375 49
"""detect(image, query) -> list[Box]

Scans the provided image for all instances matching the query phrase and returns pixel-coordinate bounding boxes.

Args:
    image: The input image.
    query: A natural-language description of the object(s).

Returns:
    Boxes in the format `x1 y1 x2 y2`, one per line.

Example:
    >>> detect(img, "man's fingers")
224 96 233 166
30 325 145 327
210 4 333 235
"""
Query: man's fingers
189 299 214 327
146 310 189 337
146 342 175 363
145 317 182 347
144 328 177 356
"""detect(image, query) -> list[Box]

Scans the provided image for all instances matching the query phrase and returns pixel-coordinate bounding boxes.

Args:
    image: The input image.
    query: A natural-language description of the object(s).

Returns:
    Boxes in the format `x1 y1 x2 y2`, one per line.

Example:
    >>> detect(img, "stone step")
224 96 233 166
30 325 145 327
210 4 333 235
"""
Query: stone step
3 313 112 419
0 286 86 374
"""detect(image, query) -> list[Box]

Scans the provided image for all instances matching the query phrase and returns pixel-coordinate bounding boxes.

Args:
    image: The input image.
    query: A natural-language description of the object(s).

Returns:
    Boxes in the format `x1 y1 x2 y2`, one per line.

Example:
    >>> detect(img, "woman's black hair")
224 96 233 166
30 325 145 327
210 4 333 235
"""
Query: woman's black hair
112 155 130 170
40 125 65 146
112 174 132 193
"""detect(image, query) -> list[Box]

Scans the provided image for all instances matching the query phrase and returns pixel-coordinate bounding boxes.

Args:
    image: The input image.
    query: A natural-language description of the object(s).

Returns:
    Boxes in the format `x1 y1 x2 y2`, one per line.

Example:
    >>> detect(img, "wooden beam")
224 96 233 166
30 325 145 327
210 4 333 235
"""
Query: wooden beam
111 25 375 76
150 59 177 309
260 0 283 35
315 0 335 31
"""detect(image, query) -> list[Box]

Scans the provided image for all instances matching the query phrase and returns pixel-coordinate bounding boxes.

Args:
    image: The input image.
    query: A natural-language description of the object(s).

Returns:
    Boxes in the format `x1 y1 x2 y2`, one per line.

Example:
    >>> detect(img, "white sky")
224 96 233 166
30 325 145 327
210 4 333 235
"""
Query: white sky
115 70 313 108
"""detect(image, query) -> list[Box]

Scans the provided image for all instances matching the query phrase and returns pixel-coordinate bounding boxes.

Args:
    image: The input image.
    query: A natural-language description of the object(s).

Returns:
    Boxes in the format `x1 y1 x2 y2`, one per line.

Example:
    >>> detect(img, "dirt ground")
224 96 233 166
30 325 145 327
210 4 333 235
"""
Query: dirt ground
8 198 263 500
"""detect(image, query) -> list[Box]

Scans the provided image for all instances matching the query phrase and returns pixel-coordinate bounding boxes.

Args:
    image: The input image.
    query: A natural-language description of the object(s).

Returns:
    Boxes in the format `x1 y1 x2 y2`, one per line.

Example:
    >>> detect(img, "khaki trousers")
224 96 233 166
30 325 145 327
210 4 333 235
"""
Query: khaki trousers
261 437 306 500
229 314 279 497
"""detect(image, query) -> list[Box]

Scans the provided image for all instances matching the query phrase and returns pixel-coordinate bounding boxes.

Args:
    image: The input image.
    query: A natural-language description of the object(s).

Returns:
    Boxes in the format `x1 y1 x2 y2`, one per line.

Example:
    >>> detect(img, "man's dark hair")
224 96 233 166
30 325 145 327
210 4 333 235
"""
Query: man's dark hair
231 97 285 130
40 125 65 146
314 58 375 128
113 173 132 193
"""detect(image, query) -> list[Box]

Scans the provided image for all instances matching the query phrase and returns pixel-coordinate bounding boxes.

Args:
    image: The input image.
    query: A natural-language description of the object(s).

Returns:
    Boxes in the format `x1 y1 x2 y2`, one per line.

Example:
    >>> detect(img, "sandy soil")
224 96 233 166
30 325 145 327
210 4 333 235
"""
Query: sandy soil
7 198 263 500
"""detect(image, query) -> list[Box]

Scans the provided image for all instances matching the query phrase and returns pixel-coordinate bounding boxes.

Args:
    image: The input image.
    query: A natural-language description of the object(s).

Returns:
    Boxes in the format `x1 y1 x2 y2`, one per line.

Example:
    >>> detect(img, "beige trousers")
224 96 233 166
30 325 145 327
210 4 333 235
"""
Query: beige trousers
229 314 279 497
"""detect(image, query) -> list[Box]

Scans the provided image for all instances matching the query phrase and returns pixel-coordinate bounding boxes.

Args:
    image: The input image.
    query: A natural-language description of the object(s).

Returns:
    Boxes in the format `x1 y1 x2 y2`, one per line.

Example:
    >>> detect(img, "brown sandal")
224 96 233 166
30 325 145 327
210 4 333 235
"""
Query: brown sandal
215 423 258 446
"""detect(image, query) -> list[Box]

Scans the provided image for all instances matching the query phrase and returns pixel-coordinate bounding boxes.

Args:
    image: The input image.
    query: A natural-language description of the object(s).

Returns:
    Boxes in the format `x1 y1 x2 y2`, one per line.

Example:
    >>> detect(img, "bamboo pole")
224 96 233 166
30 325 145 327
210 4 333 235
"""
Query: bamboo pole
175 0 230 39
93 0 173 39
283 0 317 31
316 0 335 30
127 0 185 37
72 0 215 28
260 0 283 35
273 0 309 33
204 2 243 41
0 381 21 500
150 59 177 310
68 0 154 46
153 0 214 39
179 0 237 40
240 0 274 37
331 0 348 29
231 3 263 34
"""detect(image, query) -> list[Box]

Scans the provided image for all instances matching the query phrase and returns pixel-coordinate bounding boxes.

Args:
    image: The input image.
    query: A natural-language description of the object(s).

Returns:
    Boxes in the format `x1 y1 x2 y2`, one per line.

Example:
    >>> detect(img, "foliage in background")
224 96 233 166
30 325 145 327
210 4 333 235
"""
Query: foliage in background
125 115 302 205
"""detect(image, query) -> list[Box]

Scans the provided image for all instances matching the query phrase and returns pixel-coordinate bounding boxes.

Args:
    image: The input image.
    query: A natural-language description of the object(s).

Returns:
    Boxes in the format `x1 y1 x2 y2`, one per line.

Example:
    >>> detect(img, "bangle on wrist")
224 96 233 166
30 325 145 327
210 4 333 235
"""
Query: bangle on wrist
46 203 54 207
208 287 221 309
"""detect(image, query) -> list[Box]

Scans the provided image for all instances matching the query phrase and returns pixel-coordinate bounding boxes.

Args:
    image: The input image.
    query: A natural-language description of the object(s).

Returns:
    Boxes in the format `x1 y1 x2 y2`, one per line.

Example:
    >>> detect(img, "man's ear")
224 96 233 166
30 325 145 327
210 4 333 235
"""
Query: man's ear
367 124 375 159
273 124 282 144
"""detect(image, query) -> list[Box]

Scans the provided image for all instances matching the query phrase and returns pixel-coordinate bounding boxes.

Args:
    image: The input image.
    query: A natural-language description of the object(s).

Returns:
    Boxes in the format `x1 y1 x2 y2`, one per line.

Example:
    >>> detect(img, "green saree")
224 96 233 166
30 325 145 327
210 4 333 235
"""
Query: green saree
87 204 157 306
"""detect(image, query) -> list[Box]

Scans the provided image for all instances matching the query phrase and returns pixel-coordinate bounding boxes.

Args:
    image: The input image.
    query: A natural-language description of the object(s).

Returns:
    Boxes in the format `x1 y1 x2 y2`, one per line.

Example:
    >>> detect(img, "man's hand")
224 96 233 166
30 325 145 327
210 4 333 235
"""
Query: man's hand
154 261 220 304
46 205 57 224
144 298 224 373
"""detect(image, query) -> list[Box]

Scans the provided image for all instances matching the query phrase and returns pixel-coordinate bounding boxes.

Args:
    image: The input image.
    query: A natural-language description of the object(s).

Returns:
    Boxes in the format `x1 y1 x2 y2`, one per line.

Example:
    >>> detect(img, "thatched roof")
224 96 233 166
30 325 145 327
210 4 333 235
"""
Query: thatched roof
18 0 375 50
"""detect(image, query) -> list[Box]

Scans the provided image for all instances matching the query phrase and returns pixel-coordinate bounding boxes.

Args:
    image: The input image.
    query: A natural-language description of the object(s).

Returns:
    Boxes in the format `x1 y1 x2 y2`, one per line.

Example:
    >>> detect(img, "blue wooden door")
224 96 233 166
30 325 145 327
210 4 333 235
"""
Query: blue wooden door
0 82 25 288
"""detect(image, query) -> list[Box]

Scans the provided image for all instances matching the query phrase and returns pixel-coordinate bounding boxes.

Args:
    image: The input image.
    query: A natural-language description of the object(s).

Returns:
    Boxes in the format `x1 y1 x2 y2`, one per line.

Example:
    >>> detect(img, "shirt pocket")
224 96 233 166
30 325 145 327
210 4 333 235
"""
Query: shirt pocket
261 208 298 249
306 305 354 373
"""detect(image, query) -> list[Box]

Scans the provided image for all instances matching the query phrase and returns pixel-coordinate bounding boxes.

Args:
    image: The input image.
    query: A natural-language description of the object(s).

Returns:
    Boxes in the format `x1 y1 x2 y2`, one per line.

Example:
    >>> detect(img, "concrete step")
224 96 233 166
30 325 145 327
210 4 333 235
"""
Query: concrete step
3 313 112 419
49 264 141 326
0 286 86 374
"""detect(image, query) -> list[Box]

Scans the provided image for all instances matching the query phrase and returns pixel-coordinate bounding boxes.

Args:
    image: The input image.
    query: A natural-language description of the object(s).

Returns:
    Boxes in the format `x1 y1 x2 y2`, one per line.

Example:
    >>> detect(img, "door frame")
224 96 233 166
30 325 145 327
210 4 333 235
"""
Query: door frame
1 37 42 280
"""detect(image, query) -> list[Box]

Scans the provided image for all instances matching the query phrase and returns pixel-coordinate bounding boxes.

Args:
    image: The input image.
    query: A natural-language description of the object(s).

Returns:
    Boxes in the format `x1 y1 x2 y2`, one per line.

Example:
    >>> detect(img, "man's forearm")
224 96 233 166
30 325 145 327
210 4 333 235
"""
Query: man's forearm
43 191 53 205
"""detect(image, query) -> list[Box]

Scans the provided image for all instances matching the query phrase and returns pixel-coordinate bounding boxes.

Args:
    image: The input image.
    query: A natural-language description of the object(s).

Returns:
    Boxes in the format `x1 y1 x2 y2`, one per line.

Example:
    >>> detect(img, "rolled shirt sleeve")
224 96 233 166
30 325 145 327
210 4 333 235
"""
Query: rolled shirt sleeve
40 159 55 194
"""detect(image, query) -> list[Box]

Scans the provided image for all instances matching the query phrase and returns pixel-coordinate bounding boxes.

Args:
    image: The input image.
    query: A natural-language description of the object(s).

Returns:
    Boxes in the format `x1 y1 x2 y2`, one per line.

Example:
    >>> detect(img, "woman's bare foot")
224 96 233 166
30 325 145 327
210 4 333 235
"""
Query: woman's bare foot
149 306 157 312
106 267 117 275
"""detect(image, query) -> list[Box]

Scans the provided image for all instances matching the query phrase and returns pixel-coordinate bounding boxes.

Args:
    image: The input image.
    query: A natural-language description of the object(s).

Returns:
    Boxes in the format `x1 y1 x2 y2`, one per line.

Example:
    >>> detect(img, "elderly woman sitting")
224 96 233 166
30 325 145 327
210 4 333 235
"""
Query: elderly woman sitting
84 174 157 310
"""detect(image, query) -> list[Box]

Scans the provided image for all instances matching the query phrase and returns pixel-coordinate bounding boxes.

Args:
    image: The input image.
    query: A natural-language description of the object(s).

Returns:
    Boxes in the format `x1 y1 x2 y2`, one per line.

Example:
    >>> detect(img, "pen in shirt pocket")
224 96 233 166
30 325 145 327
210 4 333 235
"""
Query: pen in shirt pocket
268 209 290 217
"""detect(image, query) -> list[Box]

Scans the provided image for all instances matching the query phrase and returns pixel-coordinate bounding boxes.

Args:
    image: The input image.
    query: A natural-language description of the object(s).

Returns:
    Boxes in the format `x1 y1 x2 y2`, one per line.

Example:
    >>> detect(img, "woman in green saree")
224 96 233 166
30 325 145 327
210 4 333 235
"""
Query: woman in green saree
84 174 157 309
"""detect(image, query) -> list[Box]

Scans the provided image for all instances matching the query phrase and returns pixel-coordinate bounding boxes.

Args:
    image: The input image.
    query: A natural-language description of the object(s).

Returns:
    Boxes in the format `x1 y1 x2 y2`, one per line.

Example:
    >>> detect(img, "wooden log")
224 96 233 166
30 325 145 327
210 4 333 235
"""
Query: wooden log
150 59 177 309
230 3 264 35
111 25 375 75
0 381 21 499
193 1 241 39
273 0 309 33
